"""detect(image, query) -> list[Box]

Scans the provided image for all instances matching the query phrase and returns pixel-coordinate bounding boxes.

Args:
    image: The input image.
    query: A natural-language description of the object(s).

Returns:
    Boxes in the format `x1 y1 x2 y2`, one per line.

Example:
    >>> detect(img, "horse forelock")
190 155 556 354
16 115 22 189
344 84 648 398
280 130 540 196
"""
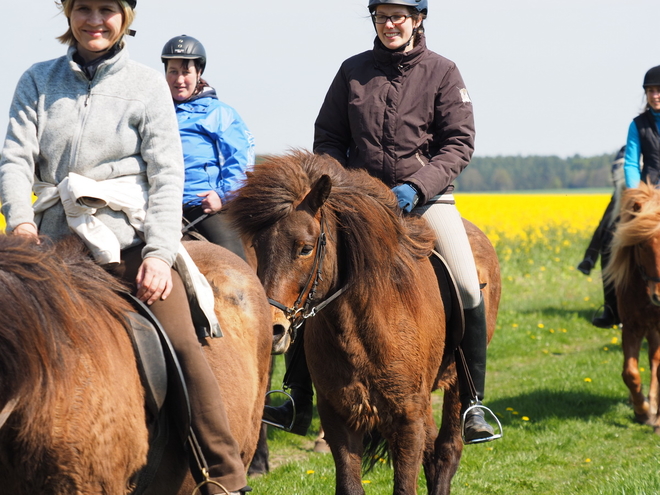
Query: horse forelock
605 182 660 290
0 235 132 436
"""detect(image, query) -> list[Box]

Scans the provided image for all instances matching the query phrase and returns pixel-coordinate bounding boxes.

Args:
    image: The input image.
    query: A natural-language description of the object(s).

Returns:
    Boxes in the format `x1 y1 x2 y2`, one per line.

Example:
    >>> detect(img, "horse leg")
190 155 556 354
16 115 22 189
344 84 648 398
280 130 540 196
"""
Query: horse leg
622 330 650 423
647 330 660 429
248 356 273 476
421 405 440 493
317 396 365 495
426 382 463 495
388 414 427 495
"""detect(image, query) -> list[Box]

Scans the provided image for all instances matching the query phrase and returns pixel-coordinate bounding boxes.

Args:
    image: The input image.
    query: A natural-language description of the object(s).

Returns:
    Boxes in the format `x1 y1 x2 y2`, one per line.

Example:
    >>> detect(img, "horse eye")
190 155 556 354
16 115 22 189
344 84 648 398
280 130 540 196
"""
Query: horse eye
300 245 314 257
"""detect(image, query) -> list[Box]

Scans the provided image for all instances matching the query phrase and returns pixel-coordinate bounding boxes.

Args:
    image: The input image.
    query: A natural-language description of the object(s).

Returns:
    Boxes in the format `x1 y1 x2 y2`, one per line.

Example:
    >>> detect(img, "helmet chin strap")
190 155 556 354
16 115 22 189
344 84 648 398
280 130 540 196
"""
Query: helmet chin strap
403 27 418 49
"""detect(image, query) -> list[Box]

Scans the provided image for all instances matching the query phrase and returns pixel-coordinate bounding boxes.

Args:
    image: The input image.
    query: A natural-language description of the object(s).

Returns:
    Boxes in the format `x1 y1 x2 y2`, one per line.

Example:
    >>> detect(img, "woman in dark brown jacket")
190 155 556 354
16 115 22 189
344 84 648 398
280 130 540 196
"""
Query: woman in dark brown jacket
264 0 499 444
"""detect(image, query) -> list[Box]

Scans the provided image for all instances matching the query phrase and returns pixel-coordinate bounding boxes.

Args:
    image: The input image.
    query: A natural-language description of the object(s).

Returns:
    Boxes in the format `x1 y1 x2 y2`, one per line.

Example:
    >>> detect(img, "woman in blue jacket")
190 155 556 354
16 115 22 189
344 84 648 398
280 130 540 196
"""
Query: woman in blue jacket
161 35 255 259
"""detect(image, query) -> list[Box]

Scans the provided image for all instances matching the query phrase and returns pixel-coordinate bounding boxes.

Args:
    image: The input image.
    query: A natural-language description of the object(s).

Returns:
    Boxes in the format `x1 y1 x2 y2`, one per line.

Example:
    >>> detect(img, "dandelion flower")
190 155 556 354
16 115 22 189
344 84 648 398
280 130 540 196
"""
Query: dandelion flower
585 459 591 463
522 416 530 421
611 337 618 344
307 470 315 475
506 407 514 411
584 377 592 383
538 323 545 328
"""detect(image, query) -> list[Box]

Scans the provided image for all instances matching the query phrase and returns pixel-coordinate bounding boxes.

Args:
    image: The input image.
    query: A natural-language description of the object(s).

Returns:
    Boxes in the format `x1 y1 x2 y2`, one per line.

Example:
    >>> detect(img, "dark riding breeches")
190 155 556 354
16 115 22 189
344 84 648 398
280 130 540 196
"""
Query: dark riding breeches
183 206 246 261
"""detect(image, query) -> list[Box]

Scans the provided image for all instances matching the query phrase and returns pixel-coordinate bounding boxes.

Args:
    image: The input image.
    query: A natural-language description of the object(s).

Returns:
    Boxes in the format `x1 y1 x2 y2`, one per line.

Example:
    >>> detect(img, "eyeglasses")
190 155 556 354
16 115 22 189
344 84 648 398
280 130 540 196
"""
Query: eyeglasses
371 14 412 25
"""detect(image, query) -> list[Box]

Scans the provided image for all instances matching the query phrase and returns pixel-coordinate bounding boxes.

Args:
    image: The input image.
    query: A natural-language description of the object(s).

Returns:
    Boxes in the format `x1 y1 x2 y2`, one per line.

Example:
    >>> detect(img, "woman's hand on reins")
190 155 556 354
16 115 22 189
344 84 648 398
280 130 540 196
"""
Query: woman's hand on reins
197 190 222 214
135 257 173 305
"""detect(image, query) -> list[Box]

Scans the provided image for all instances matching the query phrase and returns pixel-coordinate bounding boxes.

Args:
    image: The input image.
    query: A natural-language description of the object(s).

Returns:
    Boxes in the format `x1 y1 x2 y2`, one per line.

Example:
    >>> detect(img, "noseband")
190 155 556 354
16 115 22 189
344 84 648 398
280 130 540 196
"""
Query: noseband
267 212 347 340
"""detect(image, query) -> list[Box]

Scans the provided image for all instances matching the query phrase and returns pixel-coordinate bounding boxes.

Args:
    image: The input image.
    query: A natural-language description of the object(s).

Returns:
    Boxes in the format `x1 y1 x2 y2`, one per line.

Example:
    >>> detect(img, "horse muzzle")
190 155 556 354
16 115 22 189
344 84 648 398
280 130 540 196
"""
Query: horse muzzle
271 306 293 355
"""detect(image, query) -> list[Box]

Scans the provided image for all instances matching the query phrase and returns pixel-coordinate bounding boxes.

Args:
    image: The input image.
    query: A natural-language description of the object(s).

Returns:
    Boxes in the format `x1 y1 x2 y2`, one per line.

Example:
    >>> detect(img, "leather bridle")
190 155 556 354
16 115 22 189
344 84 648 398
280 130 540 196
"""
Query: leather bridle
267 211 348 341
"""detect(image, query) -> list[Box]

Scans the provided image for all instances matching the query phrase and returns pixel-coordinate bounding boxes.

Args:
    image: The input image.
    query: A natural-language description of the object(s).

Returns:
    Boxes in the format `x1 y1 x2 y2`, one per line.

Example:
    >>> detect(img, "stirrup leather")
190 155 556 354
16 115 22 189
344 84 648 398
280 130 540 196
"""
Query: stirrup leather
461 401 503 445
261 389 299 432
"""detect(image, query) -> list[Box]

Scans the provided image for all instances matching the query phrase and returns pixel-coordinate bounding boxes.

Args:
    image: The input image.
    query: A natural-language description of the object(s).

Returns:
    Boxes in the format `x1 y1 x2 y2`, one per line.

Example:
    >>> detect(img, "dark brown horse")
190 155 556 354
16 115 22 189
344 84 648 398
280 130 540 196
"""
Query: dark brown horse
229 151 500 495
604 182 660 433
0 235 272 494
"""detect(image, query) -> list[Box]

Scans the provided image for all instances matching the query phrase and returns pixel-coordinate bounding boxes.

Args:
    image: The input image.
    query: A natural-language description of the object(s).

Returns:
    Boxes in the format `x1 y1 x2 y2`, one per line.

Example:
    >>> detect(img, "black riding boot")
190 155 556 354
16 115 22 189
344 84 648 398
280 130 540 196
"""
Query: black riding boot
262 327 313 436
592 232 620 329
456 296 496 443
592 283 620 328
577 247 599 275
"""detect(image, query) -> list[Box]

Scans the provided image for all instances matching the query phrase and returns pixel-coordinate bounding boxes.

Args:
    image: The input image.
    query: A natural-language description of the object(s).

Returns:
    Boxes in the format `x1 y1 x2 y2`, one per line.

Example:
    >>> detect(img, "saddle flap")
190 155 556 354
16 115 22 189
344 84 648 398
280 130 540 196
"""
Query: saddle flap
429 250 465 355
125 313 168 416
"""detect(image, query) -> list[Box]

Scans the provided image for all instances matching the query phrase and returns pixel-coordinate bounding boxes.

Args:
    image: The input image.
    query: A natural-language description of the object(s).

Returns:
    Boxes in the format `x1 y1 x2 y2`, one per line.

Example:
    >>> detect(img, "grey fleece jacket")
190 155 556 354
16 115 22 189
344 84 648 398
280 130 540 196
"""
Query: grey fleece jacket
0 46 184 266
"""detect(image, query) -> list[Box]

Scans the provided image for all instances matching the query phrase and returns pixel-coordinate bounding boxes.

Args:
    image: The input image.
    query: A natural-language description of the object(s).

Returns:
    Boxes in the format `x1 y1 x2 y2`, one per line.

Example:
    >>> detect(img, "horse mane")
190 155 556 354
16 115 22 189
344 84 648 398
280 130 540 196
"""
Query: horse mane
0 235 132 443
604 182 660 290
229 150 436 307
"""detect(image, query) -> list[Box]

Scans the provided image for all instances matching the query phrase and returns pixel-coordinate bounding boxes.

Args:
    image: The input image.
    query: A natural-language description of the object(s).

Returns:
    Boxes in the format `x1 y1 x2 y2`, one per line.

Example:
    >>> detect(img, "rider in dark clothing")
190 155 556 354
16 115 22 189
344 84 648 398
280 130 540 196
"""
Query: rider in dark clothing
577 146 625 328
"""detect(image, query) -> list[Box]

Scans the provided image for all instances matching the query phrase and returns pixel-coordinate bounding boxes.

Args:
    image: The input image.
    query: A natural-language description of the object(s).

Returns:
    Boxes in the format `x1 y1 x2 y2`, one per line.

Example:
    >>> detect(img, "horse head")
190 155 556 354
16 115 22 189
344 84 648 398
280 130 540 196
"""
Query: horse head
267 175 332 354
230 157 336 355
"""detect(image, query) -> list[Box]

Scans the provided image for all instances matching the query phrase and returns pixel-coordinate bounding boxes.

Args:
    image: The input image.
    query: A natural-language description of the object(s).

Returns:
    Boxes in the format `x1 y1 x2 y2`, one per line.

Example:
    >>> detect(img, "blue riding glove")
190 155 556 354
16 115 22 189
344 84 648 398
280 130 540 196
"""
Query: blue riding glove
392 183 420 213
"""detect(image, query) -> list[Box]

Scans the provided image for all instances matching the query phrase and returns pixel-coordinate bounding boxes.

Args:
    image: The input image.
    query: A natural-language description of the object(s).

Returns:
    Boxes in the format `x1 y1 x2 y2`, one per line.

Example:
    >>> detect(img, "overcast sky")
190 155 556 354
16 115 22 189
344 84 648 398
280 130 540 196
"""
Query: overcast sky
1 0 658 158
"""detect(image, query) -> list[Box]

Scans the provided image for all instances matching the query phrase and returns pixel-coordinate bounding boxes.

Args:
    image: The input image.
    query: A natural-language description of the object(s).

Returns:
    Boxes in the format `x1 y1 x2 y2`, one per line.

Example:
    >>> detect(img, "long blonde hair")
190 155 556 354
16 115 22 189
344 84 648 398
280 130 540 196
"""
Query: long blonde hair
603 182 660 290
56 0 136 47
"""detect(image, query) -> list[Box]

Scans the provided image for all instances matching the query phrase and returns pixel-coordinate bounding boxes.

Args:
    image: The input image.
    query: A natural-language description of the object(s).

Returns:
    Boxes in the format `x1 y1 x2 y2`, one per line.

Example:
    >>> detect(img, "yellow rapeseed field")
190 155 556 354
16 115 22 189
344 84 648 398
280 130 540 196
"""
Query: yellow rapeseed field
456 193 610 247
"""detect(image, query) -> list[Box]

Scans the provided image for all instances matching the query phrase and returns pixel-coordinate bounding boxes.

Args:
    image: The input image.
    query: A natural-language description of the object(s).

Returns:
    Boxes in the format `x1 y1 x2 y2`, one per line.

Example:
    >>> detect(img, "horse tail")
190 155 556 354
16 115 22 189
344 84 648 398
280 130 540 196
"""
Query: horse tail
362 428 390 473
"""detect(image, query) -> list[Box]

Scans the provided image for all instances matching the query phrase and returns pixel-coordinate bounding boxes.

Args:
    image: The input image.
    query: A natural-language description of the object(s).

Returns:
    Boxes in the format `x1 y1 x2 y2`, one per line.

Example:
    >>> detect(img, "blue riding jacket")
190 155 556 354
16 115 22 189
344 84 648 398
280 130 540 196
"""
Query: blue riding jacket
624 108 660 188
175 87 255 206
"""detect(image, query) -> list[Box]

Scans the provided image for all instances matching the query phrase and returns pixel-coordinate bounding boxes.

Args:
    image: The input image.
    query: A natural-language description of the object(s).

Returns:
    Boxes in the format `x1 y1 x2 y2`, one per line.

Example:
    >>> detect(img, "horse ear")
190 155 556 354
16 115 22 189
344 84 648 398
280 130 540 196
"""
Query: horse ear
302 175 332 215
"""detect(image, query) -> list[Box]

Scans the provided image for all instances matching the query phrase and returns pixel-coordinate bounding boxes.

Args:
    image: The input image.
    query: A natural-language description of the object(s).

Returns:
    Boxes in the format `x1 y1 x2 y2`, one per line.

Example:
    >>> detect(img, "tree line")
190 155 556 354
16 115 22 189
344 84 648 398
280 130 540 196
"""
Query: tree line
454 153 617 192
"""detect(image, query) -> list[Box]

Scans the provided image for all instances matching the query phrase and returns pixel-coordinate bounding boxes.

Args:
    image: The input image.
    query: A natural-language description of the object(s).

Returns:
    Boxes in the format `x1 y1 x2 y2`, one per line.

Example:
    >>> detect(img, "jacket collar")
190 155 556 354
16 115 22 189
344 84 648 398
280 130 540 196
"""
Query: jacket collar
67 43 128 82
180 86 218 105
373 34 427 71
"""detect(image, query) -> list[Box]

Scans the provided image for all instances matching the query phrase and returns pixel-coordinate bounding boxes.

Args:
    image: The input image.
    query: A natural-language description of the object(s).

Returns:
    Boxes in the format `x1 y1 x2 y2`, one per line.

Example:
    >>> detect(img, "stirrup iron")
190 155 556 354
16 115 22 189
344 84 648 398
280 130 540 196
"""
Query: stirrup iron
261 389 299 432
461 401 503 445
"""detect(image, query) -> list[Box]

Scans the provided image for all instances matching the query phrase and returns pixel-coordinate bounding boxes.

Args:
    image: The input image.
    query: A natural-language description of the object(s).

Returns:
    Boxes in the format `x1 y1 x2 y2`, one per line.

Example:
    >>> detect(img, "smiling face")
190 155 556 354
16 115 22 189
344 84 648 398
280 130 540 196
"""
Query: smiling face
166 59 200 102
373 4 422 52
70 0 124 62
646 86 660 112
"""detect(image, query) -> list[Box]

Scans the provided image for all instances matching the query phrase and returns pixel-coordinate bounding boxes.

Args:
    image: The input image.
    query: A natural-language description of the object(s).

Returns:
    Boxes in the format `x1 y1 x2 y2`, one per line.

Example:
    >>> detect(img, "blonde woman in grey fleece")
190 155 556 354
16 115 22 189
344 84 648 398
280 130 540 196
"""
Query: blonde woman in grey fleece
0 1 249 494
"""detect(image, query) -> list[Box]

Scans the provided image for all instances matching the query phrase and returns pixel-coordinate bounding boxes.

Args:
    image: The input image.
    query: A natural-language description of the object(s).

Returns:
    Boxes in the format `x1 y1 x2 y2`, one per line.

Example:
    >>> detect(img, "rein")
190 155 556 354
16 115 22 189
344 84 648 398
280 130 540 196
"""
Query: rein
267 211 348 337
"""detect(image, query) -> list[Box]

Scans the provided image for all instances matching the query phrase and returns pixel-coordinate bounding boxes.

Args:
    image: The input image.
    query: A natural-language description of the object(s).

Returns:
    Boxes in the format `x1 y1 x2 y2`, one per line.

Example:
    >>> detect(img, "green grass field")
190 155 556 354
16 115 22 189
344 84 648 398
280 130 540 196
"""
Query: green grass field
248 232 660 495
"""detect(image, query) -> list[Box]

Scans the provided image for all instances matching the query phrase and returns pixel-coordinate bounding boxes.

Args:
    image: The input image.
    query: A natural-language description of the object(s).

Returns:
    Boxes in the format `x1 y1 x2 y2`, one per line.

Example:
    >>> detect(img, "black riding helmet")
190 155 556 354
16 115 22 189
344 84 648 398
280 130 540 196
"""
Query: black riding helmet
643 65 660 88
62 0 137 6
368 0 428 14
161 35 207 74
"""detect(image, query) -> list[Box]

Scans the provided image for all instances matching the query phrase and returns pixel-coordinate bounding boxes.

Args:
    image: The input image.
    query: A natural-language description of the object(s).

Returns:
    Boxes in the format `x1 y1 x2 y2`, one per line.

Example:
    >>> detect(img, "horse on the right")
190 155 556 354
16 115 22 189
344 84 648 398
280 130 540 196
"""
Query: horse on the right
605 181 660 432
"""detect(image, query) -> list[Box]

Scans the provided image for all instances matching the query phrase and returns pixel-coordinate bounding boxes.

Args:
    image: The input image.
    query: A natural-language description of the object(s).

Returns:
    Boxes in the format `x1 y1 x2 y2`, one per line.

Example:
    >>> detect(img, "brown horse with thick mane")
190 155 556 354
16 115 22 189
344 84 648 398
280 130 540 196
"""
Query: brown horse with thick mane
229 151 500 494
604 181 660 433
0 235 272 494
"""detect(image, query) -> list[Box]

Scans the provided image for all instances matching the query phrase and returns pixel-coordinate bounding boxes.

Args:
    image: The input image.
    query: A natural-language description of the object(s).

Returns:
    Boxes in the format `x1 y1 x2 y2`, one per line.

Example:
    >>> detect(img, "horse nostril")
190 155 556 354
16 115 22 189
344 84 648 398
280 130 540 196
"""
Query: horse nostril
273 324 286 339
